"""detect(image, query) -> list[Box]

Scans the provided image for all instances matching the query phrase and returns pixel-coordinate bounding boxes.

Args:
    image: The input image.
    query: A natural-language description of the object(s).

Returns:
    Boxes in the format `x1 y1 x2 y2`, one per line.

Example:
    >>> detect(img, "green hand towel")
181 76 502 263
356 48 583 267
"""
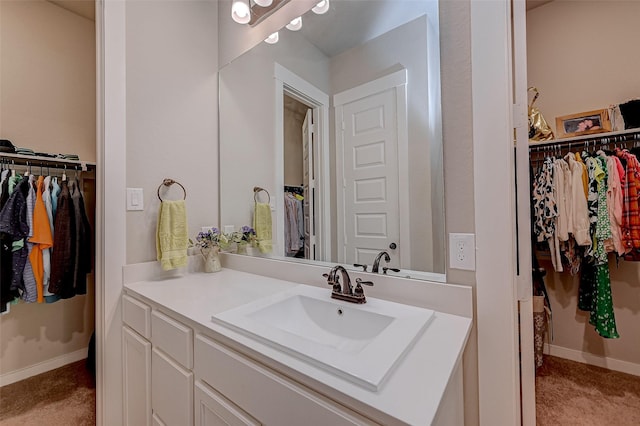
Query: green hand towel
253 202 272 254
156 200 188 270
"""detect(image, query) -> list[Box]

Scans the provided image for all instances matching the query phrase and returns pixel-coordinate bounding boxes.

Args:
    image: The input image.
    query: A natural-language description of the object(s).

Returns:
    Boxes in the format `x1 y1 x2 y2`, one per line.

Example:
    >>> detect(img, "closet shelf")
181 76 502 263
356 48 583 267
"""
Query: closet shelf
529 127 640 150
0 152 95 171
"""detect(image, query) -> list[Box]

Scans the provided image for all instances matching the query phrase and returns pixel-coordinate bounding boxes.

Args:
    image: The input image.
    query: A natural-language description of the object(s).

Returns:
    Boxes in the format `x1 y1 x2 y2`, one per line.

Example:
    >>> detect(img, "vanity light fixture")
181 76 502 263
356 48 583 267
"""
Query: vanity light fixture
285 16 302 31
231 0 251 24
264 31 279 44
254 0 273 7
312 0 330 15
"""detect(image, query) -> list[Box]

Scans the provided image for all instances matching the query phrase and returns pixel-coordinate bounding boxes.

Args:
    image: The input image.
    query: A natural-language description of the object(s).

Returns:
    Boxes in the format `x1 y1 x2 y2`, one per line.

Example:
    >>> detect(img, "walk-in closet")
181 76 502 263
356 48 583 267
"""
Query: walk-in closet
0 0 97 423
526 1 640 424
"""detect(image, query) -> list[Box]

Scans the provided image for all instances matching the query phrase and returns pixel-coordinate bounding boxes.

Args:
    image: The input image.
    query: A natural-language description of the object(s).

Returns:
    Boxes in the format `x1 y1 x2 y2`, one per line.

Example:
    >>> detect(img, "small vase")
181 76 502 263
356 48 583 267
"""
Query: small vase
201 246 222 273
237 241 248 255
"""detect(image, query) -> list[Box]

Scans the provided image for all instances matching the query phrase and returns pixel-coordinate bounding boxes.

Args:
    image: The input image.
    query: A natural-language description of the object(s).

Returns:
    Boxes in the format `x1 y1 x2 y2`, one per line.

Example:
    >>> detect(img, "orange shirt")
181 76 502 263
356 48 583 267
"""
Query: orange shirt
29 176 54 303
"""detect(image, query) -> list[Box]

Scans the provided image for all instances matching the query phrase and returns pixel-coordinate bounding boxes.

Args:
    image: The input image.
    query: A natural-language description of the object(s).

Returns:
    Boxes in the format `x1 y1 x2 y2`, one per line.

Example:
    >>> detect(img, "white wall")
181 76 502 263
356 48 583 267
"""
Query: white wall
527 0 640 370
0 0 95 380
125 0 219 264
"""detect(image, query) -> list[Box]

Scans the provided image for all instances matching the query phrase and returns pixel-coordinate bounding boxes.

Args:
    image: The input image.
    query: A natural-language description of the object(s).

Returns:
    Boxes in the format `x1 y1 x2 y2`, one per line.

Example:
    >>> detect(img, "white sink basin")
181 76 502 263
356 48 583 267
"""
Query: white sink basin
211 284 434 391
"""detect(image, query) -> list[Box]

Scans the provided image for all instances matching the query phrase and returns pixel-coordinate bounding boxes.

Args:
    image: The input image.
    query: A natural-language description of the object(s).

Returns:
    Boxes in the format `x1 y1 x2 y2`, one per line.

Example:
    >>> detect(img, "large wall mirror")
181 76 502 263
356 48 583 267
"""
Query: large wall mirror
219 0 445 281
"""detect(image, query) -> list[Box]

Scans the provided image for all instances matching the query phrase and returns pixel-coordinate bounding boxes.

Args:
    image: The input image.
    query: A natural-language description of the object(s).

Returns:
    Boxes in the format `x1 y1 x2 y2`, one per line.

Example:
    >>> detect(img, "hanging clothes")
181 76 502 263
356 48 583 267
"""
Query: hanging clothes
69 179 92 295
530 147 631 339
284 191 304 256
49 179 75 298
0 177 32 301
29 176 54 303
617 149 640 259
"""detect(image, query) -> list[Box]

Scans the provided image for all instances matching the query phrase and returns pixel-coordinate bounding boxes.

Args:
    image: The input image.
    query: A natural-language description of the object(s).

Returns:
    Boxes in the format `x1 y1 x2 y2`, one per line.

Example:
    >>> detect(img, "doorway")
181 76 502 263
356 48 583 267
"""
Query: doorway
283 94 314 259
274 64 330 261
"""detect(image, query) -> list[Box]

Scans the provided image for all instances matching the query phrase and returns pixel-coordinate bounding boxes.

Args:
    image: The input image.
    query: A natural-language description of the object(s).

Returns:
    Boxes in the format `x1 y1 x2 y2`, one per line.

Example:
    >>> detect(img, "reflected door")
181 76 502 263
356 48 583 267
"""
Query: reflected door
302 109 317 260
337 87 400 267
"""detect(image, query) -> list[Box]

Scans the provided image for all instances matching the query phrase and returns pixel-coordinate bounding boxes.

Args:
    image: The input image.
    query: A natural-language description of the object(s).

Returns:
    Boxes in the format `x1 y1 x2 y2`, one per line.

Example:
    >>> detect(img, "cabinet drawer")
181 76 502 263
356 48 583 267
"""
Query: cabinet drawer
195 380 260 426
123 294 151 339
194 334 375 425
152 348 194 426
151 310 193 368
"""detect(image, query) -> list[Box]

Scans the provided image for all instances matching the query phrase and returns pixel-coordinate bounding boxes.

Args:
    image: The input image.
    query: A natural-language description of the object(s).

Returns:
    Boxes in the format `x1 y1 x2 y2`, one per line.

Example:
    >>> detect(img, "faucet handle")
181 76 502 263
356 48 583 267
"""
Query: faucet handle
323 273 342 293
382 267 401 275
355 278 374 286
353 263 368 272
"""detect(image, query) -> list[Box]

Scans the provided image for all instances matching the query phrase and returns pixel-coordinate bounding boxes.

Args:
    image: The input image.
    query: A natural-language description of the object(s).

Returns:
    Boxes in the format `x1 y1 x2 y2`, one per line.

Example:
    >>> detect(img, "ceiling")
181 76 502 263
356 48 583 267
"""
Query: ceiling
48 0 95 21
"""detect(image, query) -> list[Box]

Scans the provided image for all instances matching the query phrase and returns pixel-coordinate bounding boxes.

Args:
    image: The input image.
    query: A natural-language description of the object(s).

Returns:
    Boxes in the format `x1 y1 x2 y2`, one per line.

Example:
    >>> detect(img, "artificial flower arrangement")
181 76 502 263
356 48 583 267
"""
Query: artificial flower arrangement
191 227 229 251
190 228 227 272
225 226 257 254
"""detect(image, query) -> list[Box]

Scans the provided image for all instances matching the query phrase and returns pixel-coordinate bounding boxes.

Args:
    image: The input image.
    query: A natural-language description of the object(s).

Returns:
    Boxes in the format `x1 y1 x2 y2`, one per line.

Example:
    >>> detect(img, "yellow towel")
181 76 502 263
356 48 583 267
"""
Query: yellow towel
156 200 188 270
253 202 272 254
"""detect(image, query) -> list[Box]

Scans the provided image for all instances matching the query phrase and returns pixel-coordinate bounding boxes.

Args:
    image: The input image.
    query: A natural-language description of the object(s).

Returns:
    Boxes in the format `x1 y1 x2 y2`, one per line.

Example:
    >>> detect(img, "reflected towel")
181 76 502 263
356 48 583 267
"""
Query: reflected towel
253 202 272 254
156 200 188 270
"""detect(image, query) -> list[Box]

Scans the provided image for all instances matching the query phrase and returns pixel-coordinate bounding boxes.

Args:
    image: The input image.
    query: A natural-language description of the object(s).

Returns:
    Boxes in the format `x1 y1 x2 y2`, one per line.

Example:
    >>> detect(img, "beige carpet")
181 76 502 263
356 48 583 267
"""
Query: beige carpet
0 360 95 426
536 355 640 425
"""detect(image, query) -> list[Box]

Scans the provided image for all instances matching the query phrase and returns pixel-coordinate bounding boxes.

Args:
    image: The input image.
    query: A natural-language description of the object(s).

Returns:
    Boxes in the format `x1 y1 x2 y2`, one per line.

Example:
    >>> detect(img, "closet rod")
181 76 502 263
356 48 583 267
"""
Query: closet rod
0 152 95 171
529 127 640 152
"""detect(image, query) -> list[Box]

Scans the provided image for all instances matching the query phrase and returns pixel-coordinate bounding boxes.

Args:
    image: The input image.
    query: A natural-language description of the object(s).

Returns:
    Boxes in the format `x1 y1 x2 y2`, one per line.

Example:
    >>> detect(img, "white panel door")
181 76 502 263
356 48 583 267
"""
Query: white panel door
340 88 400 267
123 326 152 426
302 109 316 260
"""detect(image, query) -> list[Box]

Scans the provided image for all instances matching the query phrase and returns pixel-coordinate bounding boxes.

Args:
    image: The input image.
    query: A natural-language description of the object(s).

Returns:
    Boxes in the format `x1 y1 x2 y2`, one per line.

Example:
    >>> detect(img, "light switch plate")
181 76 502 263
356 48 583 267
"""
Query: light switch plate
126 188 144 211
449 233 476 271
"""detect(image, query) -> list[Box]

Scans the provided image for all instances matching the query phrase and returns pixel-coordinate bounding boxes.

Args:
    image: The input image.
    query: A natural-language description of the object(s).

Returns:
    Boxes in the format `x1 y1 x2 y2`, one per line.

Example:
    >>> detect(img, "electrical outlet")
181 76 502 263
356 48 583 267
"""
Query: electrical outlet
449 233 476 270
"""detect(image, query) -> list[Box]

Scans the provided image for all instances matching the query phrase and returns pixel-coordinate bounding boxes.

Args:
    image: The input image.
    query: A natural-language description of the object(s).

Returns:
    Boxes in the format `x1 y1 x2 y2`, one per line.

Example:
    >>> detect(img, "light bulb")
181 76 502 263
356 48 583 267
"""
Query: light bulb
231 0 251 24
286 16 302 31
312 0 330 15
254 0 273 6
264 32 279 44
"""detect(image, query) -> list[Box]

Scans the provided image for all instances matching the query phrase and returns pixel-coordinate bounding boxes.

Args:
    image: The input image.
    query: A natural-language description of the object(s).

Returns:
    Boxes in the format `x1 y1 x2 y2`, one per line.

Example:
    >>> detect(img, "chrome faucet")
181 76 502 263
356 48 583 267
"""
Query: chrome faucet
371 251 391 273
323 265 373 304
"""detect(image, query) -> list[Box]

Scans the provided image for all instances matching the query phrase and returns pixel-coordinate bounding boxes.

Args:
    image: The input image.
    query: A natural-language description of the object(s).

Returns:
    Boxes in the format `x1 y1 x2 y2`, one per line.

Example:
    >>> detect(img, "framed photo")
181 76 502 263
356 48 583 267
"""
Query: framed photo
556 109 611 138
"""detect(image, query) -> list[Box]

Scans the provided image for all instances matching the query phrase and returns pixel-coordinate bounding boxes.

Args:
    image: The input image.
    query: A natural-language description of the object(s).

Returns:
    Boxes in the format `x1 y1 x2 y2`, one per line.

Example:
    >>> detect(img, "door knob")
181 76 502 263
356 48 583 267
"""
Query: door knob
389 242 397 250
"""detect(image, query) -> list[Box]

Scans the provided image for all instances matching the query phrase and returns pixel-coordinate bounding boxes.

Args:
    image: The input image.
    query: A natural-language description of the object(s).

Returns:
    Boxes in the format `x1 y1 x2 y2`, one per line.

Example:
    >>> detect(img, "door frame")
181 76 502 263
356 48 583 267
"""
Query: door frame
333 69 410 268
470 0 522 424
274 63 330 261
97 0 128 424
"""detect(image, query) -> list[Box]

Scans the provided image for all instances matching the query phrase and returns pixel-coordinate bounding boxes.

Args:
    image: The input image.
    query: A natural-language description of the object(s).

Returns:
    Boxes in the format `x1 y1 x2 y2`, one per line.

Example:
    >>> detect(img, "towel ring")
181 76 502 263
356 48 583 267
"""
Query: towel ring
253 186 270 204
157 178 187 201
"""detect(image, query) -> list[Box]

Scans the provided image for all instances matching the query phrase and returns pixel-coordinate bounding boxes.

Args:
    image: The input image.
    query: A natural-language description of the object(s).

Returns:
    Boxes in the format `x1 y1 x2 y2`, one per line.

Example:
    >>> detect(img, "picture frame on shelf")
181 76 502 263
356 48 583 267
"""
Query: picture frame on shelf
556 109 611 138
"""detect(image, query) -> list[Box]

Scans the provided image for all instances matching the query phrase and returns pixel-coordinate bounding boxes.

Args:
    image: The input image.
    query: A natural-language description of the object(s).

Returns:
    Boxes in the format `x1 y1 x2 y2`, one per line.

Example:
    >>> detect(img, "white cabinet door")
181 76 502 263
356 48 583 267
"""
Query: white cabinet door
152 348 194 426
123 326 152 426
195 380 260 426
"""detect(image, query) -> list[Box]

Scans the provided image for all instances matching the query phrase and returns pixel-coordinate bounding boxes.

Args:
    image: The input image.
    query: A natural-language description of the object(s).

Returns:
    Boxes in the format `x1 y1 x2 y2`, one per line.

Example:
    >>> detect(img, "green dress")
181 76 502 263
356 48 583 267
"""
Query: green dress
578 157 619 339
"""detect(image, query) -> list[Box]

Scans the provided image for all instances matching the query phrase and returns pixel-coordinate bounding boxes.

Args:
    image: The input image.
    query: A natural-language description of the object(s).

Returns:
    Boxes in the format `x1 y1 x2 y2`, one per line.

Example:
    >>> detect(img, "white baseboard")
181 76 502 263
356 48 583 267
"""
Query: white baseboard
0 348 88 387
544 343 640 377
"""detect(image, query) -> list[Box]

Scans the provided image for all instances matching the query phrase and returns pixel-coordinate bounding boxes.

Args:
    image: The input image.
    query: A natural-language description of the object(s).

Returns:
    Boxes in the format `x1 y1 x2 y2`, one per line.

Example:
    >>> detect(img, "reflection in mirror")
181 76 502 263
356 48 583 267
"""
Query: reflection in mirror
219 0 445 280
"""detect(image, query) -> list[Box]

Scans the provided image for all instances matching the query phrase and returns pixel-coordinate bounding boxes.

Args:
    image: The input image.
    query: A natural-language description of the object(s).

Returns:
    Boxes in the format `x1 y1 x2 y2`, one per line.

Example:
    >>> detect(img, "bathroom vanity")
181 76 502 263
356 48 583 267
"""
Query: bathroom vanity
121 258 472 426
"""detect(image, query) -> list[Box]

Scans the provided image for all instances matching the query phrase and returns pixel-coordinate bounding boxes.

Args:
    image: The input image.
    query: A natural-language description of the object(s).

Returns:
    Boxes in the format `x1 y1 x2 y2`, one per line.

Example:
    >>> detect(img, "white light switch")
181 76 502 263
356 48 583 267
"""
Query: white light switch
449 233 475 271
126 188 144 211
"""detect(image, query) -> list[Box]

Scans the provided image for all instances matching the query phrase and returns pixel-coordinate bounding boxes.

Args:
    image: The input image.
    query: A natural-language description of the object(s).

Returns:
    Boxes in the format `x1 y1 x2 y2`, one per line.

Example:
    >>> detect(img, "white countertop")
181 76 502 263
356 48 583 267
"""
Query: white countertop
125 268 472 425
